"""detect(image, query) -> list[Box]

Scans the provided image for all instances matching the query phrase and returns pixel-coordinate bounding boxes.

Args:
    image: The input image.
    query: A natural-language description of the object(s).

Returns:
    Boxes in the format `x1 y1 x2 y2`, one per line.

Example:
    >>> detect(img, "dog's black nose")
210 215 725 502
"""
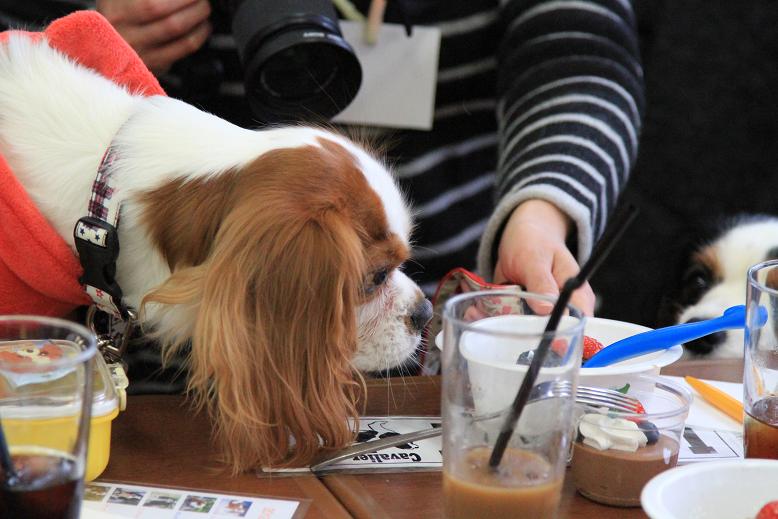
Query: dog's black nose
410 299 433 333
683 318 727 355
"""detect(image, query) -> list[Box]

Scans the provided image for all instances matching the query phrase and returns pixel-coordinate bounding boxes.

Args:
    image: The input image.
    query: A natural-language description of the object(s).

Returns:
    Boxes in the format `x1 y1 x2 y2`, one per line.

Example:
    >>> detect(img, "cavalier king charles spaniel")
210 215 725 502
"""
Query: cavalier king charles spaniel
0 35 431 471
667 217 778 359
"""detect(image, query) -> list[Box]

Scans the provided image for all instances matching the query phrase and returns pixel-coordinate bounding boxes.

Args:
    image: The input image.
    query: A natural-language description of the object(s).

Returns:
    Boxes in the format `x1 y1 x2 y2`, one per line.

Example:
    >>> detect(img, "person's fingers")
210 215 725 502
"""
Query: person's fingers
495 254 558 314
521 269 559 314
569 282 596 316
492 260 510 285
123 0 211 48
141 20 212 74
551 252 596 316
98 0 200 24
464 305 489 322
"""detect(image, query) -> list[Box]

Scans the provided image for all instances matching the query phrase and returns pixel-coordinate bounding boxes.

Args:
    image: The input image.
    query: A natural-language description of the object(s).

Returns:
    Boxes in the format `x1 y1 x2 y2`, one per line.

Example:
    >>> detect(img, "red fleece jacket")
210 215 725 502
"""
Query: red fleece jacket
0 11 165 316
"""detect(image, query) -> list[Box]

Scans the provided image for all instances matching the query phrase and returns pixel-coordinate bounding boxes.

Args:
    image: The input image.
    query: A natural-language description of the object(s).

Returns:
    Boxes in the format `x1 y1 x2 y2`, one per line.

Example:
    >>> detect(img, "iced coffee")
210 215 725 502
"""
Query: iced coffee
443 447 562 519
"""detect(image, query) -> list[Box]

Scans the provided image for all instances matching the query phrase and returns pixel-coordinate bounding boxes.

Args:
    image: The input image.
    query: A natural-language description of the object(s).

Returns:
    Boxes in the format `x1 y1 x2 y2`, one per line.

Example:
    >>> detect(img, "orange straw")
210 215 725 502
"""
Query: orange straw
685 376 744 423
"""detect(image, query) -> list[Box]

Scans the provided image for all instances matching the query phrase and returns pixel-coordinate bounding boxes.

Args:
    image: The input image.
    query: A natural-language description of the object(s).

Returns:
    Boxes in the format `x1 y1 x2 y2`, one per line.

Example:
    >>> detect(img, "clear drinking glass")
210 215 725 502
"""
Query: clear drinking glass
441 290 585 519
745 260 778 459
0 315 97 519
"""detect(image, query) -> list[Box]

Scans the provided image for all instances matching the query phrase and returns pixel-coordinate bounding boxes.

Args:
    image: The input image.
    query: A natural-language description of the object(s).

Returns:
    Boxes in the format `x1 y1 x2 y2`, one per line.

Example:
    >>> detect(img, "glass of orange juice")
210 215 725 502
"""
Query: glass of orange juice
0 316 97 519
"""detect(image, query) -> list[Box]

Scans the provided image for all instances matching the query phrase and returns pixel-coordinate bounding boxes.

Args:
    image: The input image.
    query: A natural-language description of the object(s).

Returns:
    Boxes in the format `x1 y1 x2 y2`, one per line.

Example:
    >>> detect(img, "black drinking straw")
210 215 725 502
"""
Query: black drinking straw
488 203 639 469
0 419 16 485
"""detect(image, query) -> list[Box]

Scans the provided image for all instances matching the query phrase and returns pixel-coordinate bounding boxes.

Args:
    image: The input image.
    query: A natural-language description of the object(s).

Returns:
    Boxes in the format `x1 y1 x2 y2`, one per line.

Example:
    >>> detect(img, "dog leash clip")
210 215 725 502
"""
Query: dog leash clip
86 305 135 411
86 305 136 366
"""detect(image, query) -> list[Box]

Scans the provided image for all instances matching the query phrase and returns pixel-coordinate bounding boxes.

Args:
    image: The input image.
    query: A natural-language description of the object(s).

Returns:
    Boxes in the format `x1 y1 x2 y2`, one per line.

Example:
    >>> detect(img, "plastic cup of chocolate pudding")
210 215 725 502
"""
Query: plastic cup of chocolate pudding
570 375 692 507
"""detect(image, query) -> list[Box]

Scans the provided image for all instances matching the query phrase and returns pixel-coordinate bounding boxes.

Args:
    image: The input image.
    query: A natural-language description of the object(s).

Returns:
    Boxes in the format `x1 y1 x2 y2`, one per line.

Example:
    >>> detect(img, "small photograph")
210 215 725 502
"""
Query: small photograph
83 484 110 502
107 487 146 506
356 420 418 449
215 498 253 517
142 491 181 510
180 495 217 513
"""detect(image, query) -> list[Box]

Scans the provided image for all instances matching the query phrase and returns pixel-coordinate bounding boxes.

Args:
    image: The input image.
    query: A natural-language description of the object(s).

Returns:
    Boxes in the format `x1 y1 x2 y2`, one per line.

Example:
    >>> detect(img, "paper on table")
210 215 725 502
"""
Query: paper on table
325 416 442 471
263 416 443 474
665 376 743 432
663 376 745 463
81 481 302 518
81 508 123 519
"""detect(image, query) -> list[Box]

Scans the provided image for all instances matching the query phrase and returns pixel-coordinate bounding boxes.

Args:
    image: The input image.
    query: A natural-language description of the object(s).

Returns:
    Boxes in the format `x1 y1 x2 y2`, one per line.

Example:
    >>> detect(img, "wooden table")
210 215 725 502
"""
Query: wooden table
100 395 351 519
103 359 742 518
320 359 744 519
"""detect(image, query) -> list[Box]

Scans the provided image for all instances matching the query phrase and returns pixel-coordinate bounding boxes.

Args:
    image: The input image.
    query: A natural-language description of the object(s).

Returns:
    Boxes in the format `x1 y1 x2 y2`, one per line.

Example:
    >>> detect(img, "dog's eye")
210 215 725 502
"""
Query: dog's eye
680 265 713 304
372 269 389 286
362 268 390 296
683 266 711 288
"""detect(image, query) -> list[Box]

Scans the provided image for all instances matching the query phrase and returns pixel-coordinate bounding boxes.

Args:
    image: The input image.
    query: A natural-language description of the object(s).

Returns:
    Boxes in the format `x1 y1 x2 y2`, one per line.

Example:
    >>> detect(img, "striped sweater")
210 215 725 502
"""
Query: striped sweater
1 0 643 297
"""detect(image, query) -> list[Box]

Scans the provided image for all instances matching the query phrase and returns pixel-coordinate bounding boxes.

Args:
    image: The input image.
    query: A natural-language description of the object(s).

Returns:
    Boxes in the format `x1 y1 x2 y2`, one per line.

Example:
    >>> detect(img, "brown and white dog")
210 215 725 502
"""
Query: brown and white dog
0 35 431 470
668 217 778 359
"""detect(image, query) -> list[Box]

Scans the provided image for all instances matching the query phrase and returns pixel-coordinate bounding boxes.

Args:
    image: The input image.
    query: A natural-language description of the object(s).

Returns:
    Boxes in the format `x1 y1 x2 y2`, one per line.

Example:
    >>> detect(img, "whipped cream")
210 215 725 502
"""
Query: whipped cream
578 413 648 452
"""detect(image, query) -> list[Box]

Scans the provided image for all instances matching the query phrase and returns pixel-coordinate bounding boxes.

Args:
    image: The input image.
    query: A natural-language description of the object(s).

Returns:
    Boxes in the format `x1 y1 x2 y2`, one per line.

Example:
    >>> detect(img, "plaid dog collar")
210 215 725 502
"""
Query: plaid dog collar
73 146 129 319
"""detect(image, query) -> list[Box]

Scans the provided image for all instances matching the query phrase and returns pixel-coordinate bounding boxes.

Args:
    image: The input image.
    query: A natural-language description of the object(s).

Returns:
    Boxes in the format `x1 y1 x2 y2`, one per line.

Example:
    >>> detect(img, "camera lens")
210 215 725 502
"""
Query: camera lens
259 43 341 99
228 0 362 123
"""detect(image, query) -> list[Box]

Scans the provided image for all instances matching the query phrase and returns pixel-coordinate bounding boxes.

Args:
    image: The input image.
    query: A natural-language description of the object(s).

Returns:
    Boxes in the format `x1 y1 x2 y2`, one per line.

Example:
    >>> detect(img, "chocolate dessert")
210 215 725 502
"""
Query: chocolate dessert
571 413 680 507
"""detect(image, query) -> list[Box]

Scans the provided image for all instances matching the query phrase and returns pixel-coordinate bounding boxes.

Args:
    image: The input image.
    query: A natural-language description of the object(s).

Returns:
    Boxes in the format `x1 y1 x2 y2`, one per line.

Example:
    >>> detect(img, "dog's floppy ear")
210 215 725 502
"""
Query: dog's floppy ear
156 202 366 472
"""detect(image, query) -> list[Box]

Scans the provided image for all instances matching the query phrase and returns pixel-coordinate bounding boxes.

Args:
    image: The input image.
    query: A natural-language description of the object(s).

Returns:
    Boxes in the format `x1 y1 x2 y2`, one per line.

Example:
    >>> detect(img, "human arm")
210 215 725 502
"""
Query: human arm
96 0 211 74
493 198 595 314
477 0 645 314
0 1 211 74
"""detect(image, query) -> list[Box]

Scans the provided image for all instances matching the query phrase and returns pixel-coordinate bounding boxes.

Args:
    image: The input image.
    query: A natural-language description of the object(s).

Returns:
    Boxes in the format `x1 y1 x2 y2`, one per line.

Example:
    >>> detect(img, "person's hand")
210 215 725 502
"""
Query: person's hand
494 199 595 315
97 0 212 74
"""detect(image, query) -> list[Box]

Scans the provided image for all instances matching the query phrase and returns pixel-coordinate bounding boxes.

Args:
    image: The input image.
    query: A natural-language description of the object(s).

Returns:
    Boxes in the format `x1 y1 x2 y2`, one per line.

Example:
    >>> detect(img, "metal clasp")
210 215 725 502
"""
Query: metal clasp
86 305 137 366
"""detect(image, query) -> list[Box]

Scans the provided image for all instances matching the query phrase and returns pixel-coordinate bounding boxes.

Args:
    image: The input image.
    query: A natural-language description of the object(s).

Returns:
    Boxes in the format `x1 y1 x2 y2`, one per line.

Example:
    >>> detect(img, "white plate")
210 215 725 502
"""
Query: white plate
641 460 778 519
436 316 683 390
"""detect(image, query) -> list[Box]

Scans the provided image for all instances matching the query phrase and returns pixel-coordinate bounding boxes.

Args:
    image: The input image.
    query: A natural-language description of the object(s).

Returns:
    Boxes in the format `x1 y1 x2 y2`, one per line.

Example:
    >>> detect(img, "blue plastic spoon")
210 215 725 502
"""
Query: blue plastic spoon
583 305 767 368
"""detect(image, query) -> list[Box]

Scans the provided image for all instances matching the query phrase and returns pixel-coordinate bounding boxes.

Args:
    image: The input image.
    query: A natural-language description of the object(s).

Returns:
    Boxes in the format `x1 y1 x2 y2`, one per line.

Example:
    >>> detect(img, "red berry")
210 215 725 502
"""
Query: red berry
550 338 568 357
582 335 604 361
757 501 778 519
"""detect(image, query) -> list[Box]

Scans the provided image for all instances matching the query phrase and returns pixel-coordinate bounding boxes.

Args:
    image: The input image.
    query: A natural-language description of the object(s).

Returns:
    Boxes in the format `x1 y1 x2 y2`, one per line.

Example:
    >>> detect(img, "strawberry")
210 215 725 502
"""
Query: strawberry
613 382 647 414
757 501 778 519
582 335 604 361
550 338 568 357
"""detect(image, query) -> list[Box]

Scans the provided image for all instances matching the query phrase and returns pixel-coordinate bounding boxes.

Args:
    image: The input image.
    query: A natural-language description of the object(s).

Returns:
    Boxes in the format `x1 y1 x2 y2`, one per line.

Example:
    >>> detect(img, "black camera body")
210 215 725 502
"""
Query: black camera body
221 0 362 123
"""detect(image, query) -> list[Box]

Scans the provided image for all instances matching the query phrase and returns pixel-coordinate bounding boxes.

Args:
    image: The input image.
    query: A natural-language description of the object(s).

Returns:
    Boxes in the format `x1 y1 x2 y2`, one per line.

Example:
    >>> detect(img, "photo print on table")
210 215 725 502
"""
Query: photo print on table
108 487 146 505
83 484 110 502
180 495 217 513
216 498 253 516
143 491 182 509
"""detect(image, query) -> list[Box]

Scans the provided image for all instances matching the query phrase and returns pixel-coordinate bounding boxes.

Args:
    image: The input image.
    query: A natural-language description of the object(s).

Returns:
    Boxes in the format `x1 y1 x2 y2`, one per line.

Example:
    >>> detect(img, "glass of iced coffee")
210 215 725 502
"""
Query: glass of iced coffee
0 316 97 519
441 290 585 519
745 260 778 459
